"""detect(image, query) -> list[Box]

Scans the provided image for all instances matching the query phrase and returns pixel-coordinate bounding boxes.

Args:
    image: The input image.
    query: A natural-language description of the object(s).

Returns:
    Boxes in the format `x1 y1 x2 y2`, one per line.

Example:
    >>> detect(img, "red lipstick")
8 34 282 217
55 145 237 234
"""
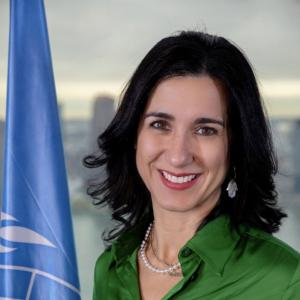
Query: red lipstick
159 170 200 190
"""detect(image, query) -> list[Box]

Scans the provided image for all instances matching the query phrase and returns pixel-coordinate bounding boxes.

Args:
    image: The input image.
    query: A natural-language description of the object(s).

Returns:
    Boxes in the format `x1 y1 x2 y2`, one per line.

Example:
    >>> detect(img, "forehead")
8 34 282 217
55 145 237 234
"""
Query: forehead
145 75 227 120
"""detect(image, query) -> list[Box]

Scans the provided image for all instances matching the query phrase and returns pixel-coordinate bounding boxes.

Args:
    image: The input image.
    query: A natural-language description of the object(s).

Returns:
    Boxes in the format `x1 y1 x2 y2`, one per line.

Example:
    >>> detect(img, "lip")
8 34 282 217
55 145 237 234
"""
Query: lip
158 169 201 190
159 169 200 177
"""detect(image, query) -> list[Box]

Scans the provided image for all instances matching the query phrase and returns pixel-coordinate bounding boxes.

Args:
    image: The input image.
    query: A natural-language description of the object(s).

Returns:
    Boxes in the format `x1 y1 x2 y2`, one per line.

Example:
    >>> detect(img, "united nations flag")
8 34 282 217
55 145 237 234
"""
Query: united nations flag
0 0 80 299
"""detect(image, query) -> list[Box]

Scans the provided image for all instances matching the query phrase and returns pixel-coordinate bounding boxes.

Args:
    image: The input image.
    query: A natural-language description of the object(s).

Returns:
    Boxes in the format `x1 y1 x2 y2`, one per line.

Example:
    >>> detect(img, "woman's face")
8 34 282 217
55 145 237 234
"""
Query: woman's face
136 75 229 215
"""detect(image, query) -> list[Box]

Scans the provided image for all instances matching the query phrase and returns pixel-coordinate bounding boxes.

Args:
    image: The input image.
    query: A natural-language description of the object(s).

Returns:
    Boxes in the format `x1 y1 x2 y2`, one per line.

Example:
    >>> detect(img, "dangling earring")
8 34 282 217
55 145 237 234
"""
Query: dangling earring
226 167 238 198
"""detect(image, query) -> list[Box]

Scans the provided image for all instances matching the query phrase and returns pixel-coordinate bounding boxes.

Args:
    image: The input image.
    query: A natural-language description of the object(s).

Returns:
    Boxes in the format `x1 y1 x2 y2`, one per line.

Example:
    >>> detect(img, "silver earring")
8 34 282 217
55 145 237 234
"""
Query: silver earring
226 168 238 198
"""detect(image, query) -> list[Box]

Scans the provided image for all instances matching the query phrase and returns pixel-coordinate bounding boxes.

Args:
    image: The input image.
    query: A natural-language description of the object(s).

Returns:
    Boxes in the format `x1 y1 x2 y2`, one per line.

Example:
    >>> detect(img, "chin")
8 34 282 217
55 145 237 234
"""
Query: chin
154 196 205 213
152 188 220 215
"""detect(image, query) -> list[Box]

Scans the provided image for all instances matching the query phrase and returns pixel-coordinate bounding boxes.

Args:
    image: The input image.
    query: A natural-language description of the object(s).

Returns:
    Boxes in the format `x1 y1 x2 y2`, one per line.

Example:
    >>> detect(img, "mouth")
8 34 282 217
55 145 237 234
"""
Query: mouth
159 169 201 190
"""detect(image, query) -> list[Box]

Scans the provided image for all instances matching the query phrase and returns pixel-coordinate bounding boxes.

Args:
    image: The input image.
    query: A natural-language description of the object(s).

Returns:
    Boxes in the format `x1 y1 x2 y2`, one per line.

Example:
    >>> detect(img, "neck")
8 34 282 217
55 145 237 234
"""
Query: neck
150 207 215 264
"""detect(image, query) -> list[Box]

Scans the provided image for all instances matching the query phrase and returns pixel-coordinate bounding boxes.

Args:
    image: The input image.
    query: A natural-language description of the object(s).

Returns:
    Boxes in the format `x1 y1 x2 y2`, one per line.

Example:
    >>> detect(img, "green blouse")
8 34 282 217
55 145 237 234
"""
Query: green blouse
93 215 300 299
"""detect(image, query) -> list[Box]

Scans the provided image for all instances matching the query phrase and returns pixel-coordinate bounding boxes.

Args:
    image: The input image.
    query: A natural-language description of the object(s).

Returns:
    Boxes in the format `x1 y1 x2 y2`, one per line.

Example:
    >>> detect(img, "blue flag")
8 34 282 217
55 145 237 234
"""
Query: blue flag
0 0 81 299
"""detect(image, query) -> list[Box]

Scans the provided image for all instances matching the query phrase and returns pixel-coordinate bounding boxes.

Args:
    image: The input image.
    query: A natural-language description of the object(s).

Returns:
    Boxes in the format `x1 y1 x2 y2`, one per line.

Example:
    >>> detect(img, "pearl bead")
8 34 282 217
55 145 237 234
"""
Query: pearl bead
139 223 181 274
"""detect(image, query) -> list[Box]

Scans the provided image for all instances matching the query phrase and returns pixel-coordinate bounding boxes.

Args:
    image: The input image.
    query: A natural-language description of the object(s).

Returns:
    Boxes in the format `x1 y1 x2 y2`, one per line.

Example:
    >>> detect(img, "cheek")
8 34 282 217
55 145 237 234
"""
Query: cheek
203 139 228 171
136 132 162 163
135 135 161 192
136 131 158 179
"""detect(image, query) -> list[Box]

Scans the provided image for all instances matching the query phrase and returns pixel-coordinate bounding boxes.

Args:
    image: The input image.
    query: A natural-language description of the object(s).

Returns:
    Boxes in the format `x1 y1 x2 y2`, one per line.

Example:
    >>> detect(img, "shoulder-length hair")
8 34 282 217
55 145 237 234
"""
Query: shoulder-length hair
84 30 286 242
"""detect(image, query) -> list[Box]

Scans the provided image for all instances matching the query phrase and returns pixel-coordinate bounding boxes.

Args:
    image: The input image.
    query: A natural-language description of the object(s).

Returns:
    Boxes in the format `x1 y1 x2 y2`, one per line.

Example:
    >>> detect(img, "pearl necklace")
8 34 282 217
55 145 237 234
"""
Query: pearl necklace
139 223 181 274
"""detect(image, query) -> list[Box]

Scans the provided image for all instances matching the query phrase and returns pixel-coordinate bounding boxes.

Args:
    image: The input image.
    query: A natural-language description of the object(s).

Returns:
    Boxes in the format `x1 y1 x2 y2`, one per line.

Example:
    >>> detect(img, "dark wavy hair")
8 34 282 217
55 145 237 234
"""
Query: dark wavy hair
84 30 286 242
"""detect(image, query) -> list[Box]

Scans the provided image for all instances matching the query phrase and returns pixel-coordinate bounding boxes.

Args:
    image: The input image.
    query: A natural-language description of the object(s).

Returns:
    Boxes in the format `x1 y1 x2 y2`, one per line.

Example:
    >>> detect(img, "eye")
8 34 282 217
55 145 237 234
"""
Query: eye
149 120 170 131
196 127 217 136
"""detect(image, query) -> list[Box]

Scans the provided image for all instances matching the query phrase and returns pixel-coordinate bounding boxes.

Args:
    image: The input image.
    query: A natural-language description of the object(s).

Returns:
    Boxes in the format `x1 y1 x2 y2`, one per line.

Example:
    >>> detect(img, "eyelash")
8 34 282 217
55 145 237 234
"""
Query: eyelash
149 120 170 130
195 127 218 136
150 120 218 136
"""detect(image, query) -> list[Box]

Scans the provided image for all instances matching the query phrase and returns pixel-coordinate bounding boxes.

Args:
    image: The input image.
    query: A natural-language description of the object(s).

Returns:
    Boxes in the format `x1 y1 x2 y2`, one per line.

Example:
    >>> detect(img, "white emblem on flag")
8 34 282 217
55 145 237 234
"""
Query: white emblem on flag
0 212 56 253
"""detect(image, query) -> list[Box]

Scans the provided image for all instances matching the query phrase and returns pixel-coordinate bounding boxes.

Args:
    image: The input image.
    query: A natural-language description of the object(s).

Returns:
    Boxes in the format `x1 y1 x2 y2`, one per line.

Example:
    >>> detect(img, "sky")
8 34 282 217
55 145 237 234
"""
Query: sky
0 0 300 119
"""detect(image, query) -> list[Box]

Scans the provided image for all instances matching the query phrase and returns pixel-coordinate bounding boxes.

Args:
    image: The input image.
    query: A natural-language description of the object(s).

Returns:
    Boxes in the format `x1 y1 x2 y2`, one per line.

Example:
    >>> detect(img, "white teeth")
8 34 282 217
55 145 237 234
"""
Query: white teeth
162 171 197 184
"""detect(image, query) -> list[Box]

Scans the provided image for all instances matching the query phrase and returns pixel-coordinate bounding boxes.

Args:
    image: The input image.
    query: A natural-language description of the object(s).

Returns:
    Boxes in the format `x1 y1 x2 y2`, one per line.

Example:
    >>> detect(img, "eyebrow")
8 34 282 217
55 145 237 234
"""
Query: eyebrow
144 112 225 127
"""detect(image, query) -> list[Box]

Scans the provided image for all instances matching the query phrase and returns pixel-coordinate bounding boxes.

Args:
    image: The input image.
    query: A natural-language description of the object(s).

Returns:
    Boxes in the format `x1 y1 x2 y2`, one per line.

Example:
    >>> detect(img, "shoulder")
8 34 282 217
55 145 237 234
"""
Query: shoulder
245 227 300 264
94 246 115 284
93 227 142 299
93 223 145 280
93 247 113 300
94 247 113 274
243 227 300 284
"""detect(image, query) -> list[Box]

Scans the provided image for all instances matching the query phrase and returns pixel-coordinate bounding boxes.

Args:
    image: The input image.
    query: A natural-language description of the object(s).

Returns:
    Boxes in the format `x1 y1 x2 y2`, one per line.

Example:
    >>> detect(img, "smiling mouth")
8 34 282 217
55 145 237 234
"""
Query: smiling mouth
160 170 200 184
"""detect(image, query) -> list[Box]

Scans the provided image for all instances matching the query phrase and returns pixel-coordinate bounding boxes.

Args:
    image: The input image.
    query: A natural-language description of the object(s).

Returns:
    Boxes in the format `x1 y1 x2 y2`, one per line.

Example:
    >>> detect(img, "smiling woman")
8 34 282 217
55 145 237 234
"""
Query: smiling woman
84 31 300 299
136 76 228 216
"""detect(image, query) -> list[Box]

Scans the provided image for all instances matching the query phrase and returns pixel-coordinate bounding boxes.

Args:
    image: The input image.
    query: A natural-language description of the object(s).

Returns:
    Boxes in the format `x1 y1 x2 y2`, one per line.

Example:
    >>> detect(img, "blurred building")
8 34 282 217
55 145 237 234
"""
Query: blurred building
271 118 300 195
292 119 300 193
89 95 115 151
0 120 4 206
63 118 90 201
61 95 115 207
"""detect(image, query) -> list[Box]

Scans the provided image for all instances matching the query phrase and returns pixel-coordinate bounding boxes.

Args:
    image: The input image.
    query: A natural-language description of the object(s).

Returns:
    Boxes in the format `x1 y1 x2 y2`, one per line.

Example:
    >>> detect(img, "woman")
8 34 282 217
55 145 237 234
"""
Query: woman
85 31 300 299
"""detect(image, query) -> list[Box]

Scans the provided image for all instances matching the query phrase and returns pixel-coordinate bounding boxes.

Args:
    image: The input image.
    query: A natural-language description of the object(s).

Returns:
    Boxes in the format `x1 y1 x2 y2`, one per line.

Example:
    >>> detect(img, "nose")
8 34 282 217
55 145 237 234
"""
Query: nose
165 132 194 167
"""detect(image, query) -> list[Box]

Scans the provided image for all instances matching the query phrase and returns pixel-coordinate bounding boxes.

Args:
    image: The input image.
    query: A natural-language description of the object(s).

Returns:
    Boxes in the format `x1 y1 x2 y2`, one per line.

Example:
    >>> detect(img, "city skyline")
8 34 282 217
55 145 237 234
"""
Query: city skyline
0 76 299 120
1 0 300 119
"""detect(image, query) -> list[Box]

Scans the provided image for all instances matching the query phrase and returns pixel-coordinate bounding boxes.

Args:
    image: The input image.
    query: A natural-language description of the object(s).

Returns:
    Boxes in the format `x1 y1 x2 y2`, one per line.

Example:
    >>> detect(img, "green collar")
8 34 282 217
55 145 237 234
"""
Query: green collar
109 214 247 274
186 214 243 275
110 220 148 267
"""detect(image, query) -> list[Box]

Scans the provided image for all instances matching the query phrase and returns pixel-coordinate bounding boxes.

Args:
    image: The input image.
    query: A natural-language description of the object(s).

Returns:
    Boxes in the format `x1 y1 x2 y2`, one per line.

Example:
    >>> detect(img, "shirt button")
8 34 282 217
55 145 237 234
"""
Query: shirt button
181 248 192 257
